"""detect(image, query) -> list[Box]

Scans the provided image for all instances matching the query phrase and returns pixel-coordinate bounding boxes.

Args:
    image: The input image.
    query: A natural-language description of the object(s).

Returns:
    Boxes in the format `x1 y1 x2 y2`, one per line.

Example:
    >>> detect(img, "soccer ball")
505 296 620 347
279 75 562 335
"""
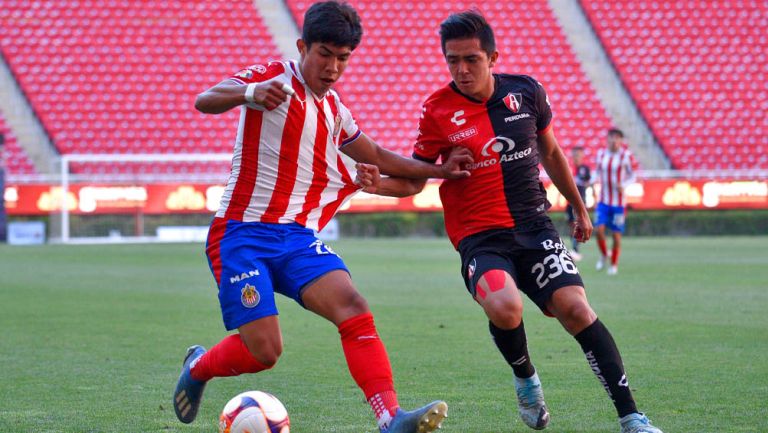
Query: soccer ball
219 390 290 433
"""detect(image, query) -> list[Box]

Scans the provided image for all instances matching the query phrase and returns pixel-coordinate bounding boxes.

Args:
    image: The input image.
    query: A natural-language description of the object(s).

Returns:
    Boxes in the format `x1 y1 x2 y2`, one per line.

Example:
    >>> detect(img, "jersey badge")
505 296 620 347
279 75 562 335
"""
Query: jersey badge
241 283 260 308
503 93 522 113
234 69 254 79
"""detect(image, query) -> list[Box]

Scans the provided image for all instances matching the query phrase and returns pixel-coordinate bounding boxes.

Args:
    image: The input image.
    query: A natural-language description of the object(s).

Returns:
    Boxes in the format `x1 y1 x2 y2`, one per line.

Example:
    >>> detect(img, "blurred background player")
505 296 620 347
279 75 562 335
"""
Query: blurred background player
172 2 472 433
367 11 663 433
565 146 591 261
594 128 637 275
0 131 6 243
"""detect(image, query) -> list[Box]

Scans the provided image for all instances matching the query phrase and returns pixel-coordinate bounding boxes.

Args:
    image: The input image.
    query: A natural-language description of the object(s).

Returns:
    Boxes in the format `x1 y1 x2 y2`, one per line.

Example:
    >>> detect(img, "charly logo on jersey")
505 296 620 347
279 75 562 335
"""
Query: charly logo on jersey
503 93 523 113
241 283 260 308
450 110 466 126
468 136 532 170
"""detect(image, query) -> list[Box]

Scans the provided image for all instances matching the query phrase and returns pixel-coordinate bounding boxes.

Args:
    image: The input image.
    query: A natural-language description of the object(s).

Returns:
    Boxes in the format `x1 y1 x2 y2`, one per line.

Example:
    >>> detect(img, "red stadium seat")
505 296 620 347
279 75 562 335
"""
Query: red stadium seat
286 0 612 158
0 0 282 175
581 0 767 169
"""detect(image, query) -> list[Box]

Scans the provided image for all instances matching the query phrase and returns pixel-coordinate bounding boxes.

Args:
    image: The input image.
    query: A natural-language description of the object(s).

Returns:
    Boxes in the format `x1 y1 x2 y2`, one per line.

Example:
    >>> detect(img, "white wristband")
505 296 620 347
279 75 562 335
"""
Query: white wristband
244 83 258 103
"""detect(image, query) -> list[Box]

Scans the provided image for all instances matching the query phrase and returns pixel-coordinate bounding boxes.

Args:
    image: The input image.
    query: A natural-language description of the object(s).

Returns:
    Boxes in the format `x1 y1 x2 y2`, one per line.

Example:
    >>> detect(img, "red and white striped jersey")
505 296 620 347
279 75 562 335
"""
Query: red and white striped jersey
218 60 362 231
594 147 637 207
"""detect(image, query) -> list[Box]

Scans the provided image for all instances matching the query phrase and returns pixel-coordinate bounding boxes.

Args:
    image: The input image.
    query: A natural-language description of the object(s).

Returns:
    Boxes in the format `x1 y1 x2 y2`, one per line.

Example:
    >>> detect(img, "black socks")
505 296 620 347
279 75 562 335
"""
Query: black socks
489 320 536 378
574 318 638 417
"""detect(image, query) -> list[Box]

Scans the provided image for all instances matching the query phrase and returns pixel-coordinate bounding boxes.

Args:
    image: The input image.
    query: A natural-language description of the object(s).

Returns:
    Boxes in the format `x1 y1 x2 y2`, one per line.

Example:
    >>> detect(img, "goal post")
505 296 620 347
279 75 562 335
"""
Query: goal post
57 153 231 243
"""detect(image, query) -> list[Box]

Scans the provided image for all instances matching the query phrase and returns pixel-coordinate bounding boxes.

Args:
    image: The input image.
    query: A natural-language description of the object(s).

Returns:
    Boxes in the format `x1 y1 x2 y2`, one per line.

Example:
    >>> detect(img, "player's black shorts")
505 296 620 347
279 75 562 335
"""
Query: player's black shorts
458 218 584 315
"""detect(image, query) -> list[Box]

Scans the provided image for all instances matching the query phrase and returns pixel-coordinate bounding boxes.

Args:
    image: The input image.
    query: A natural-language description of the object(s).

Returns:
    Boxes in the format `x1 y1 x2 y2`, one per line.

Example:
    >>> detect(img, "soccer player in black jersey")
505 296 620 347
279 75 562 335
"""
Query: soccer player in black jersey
367 10 663 433
566 146 592 261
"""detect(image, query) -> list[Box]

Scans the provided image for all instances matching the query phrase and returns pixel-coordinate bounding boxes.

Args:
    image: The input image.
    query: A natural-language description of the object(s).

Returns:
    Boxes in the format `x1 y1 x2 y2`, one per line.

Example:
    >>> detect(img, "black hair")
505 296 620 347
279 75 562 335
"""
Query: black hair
302 1 363 50
439 10 496 56
572 146 585 152
608 128 624 138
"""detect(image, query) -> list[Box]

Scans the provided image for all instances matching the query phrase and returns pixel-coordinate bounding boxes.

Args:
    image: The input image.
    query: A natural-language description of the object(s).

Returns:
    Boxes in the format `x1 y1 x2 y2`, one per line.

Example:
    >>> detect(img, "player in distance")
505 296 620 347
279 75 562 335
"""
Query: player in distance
594 128 637 275
366 10 663 433
172 2 472 433
565 146 593 262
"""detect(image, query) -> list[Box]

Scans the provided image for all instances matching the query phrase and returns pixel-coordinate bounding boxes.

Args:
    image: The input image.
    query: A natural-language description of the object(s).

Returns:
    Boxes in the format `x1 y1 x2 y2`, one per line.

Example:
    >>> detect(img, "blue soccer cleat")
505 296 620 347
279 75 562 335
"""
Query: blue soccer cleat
381 401 448 433
619 412 664 433
173 345 207 424
515 372 550 430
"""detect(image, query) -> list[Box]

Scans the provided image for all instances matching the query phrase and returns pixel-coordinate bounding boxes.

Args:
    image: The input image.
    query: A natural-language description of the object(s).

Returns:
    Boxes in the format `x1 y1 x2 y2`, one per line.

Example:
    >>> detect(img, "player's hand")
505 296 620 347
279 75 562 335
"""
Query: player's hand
354 163 381 193
251 81 293 111
572 208 593 242
440 146 474 179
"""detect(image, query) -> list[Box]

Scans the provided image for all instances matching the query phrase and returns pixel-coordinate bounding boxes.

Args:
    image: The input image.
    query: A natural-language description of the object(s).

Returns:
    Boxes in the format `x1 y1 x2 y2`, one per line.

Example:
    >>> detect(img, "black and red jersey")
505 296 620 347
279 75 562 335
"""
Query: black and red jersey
413 74 553 248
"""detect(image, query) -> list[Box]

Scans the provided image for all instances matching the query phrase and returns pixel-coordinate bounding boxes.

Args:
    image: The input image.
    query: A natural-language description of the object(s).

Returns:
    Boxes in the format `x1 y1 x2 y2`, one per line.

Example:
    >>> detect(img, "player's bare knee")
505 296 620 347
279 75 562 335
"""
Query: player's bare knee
559 301 596 332
250 342 282 368
485 297 523 329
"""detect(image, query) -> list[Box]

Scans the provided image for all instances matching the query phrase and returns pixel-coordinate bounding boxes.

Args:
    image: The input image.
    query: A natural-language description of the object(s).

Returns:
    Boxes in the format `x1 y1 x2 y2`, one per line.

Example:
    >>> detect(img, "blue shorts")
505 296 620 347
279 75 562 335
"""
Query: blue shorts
205 218 349 330
595 202 626 233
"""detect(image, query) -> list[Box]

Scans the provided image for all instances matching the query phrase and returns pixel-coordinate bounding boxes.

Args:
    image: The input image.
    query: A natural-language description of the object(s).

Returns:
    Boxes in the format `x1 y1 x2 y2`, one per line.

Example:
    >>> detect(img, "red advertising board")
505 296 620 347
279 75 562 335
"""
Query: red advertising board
4 179 767 216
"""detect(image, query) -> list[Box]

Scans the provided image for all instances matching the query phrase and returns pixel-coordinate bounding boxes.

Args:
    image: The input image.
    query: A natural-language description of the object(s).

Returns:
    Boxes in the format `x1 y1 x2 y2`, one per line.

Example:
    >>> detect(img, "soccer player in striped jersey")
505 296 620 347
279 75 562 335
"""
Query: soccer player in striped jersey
368 11 663 433
594 128 637 275
172 3 472 432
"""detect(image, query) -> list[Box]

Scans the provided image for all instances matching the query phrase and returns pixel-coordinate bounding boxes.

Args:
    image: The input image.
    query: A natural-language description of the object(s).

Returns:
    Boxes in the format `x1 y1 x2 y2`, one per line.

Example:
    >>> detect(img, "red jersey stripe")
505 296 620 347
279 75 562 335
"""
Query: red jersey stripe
205 217 229 286
224 109 263 220
295 99 331 226
318 154 358 228
261 79 308 223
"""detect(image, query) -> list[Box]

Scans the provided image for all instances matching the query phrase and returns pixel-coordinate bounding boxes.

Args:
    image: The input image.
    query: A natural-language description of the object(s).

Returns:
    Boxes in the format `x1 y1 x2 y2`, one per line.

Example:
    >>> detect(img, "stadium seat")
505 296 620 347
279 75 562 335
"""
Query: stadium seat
286 0 612 159
0 116 36 175
581 0 767 169
0 0 282 175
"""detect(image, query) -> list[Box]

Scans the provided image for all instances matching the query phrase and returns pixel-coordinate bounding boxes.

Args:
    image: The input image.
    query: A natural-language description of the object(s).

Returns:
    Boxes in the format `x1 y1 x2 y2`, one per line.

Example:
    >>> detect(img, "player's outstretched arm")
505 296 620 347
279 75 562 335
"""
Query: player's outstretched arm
195 80 291 114
354 163 426 197
537 129 593 242
342 133 472 180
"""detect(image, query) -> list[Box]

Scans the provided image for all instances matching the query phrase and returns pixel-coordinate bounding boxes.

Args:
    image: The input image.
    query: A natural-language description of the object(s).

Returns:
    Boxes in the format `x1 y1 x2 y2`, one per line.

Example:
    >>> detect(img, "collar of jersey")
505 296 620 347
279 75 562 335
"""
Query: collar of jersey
288 60 329 103
449 74 501 105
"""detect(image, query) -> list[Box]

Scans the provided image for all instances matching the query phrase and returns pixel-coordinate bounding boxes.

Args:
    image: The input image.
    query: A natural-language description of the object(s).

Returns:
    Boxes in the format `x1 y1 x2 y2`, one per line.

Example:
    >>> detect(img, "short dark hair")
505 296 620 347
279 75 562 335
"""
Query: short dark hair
302 1 363 50
608 128 624 138
572 146 585 152
439 10 496 56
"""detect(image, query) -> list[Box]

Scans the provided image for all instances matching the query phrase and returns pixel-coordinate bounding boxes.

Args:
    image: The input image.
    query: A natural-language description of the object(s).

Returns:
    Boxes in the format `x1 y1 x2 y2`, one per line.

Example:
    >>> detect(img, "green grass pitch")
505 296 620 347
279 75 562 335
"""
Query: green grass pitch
1 236 767 432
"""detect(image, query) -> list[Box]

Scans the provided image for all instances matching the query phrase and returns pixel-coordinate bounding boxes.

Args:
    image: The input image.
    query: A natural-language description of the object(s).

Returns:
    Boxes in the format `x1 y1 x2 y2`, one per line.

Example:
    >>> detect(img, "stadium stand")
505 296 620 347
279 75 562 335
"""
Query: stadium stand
0 116 36 175
0 0 283 175
286 0 612 159
581 0 768 170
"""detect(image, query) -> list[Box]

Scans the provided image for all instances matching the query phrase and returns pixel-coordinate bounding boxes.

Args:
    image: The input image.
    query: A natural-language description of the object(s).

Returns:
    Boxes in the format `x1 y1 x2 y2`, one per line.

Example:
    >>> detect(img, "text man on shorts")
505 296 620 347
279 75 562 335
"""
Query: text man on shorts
172 3 473 432
367 11 663 433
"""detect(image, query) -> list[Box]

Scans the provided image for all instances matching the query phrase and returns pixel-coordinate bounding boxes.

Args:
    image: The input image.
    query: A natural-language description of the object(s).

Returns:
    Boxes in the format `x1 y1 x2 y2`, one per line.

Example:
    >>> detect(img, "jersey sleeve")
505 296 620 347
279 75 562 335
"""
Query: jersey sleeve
336 98 362 147
622 150 638 186
534 80 553 134
228 62 285 85
413 104 445 163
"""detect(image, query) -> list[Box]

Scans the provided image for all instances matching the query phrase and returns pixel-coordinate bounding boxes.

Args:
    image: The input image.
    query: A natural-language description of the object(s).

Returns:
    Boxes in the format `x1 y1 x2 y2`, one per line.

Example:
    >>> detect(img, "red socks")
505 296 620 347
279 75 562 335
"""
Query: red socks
612 245 621 265
338 312 399 424
597 237 608 257
190 334 271 382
